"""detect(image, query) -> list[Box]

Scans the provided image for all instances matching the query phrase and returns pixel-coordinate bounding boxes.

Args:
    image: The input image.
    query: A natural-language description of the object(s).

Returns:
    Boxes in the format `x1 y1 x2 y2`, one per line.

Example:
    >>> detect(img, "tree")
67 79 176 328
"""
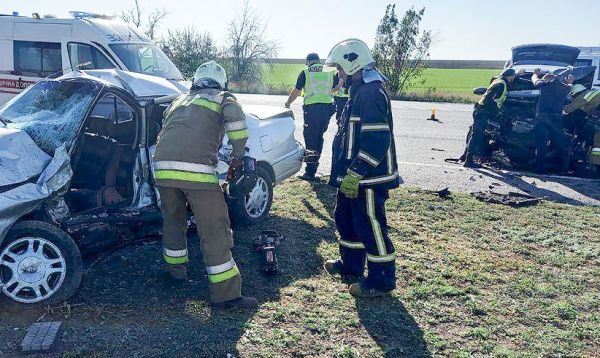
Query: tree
372 5 434 95
119 0 168 40
224 1 279 83
161 27 219 78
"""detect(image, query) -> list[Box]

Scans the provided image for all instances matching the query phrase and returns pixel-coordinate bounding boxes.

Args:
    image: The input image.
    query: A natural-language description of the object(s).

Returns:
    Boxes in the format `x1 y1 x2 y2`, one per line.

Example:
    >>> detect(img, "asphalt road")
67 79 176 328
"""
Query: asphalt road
237 94 600 206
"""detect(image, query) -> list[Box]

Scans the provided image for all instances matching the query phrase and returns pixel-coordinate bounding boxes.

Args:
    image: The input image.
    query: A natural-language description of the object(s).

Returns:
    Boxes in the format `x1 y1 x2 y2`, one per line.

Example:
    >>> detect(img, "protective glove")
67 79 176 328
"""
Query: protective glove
340 171 361 199
227 158 243 181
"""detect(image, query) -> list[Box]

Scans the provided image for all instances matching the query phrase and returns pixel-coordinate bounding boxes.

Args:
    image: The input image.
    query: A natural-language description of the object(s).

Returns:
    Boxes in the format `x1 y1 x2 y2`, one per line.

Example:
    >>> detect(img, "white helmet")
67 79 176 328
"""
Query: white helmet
325 38 375 75
570 84 587 97
193 60 227 88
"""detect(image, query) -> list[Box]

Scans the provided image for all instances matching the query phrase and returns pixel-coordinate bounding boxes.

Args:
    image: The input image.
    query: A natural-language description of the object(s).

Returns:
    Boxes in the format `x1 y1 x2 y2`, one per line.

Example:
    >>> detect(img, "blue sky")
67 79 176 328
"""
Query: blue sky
3 0 600 60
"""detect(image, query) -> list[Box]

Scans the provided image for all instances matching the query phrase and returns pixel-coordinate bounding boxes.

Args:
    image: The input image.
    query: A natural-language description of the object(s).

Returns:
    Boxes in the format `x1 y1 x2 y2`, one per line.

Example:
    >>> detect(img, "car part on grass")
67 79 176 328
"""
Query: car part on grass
425 187 452 199
254 230 282 274
472 191 544 207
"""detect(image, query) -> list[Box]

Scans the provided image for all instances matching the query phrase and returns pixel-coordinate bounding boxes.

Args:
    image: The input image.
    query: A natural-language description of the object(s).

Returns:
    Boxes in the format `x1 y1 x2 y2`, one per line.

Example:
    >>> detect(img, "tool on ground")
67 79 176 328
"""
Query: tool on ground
253 230 282 274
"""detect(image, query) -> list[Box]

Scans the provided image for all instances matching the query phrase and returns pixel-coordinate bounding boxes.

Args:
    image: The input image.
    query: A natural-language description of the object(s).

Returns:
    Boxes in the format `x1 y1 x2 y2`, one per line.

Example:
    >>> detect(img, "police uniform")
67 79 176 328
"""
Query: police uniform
295 63 338 176
153 86 248 303
329 76 400 291
334 80 350 121
464 77 508 164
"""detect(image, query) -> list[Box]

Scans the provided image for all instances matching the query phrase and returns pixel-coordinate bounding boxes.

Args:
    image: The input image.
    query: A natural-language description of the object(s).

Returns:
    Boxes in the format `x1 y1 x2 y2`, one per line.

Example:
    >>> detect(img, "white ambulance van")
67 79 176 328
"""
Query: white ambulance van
0 11 186 105
577 47 600 89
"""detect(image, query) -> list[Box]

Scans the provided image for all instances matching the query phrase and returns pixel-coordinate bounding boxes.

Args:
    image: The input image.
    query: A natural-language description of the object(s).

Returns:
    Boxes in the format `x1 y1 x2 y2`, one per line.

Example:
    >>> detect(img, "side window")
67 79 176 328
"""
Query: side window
90 94 135 123
68 43 115 71
88 93 137 145
14 41 62 77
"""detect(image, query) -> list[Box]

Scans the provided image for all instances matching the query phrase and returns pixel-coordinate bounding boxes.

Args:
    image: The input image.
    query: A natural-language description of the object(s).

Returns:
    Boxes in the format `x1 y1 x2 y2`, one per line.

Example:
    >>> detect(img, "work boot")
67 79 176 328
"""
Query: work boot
349 280 395 298
165 265 187 282
324 259 362 284
298 173 319 182
212 296 259 309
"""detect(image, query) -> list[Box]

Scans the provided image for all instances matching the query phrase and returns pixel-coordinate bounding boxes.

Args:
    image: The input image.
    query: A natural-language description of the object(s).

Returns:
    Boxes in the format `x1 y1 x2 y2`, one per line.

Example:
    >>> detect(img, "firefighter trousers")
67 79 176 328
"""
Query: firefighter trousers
158 186 241 303
303 103 334 176
334 188 396 291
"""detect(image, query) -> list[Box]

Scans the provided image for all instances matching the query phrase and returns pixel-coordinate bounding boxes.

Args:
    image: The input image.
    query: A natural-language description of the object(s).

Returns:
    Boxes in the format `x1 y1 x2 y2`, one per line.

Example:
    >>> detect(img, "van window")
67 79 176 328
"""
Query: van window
14 41 62 77
68 43 115 71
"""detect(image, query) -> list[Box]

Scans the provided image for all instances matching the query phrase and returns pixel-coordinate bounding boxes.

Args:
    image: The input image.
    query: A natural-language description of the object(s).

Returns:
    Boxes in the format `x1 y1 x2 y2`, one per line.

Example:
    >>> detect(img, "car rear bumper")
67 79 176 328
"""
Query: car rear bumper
272 142 305 185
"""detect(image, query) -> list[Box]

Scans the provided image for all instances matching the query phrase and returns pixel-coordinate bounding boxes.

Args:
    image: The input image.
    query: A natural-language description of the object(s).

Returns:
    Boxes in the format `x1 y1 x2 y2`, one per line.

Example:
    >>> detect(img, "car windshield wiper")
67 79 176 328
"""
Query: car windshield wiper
0 115 12 125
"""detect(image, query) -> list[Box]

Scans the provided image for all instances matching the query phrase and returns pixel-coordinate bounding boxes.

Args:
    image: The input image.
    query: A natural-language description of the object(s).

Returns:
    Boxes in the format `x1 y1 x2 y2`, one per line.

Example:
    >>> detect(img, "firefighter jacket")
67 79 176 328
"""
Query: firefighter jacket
152 87 248 190
329 78 400 191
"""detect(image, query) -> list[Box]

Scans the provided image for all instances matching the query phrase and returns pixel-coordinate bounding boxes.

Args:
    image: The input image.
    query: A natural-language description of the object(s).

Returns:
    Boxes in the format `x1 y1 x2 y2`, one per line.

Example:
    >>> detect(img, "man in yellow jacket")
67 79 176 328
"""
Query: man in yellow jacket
153 61 257 309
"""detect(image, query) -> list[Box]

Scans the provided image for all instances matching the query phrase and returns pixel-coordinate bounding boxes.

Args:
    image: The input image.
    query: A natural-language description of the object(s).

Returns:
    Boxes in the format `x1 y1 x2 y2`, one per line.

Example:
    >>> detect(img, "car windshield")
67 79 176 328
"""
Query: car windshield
0 80 102 155
110 43 184 81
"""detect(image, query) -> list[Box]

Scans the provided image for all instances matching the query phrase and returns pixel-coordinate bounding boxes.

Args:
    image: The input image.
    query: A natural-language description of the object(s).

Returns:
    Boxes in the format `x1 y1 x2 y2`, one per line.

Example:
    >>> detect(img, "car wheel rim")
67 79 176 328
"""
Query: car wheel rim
0 237 67 304
244 177 270 219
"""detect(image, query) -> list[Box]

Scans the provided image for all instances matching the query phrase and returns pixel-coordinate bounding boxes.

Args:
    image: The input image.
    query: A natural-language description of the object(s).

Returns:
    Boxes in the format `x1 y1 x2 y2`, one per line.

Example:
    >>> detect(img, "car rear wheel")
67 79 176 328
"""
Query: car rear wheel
231 167 273 226
0 221 82 311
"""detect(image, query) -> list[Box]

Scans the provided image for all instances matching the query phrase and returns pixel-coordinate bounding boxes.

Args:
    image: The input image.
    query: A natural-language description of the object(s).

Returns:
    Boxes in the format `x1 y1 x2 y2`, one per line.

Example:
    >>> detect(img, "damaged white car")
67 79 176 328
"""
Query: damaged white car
0 70 304 308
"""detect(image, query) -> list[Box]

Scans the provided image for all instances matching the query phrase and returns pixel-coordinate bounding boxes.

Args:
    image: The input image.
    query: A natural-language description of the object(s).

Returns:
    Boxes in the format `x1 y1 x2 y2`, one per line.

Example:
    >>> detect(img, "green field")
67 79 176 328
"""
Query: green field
262 63 500 96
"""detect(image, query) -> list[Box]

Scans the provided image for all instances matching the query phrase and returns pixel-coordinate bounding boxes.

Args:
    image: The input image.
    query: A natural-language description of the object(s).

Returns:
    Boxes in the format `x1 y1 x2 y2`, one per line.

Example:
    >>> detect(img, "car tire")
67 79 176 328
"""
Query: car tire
0 221 83 311
230 166 274 226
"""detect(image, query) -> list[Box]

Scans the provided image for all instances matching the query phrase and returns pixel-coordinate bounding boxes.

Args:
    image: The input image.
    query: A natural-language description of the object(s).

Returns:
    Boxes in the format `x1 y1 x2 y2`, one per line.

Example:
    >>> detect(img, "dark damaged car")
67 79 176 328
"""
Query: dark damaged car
473 44 600 175
0 70 304 309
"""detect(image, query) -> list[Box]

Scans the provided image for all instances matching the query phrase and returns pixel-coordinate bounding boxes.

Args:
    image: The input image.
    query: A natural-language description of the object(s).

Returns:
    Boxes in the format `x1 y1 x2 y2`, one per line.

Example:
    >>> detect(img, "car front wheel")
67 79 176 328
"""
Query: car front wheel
0 221 82 310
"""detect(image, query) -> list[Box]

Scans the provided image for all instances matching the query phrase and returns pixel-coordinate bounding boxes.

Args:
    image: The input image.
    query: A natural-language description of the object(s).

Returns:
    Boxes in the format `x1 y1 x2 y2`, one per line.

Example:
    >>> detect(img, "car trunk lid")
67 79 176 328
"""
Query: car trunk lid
512 44 580 67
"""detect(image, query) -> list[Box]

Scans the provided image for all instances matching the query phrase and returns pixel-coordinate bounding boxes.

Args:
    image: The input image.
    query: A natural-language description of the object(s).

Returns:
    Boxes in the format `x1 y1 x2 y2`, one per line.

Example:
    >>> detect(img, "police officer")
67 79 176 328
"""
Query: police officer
323 39 400 297
285 53 338 181
153 61 257 309
531 68 572 173
464 68 519 168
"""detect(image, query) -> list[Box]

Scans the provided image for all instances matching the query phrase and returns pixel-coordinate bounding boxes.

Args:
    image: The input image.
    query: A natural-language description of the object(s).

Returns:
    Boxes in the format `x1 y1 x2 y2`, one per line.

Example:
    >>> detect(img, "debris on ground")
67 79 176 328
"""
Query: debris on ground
472 191 544 207
425 187 452 199
431 148 445 152
20 321 62 353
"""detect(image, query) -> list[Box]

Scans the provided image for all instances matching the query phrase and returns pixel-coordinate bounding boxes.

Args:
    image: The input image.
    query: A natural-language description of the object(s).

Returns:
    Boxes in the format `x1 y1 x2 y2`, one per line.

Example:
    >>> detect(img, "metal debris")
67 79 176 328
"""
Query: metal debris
473 191 543 207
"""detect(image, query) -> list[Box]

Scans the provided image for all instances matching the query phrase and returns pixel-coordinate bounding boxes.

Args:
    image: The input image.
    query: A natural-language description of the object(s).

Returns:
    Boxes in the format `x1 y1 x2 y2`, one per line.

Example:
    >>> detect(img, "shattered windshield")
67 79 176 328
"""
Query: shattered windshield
0 80 101 155
109 43 184 81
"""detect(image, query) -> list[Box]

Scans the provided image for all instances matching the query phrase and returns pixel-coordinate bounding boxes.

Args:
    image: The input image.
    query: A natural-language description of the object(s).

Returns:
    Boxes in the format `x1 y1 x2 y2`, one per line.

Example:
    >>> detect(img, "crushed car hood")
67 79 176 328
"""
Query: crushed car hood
0 127 52 187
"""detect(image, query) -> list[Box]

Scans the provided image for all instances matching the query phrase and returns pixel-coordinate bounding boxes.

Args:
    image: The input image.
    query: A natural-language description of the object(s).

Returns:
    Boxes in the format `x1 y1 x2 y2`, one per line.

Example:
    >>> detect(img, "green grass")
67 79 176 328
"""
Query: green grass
262 63 500 97
1 181 598 357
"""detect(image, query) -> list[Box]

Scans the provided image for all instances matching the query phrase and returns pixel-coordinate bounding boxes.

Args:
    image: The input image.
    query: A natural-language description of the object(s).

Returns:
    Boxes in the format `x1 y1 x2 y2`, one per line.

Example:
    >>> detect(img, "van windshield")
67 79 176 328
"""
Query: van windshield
0 80 101 155
110 43 184 81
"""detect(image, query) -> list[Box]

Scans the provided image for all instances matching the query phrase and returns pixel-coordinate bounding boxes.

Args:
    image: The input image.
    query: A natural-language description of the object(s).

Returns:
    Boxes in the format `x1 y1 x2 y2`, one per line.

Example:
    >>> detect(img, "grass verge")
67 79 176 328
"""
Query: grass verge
0 181 598 357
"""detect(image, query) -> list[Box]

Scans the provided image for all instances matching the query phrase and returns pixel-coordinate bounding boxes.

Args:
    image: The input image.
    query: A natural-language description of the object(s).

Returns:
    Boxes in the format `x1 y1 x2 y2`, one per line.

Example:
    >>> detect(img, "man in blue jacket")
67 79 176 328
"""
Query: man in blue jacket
323 39 400 297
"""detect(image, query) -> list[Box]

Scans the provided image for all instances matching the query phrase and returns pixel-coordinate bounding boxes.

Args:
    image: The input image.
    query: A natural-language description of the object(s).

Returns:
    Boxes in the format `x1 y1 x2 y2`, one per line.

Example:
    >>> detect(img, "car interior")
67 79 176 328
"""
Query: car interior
66 93 139 213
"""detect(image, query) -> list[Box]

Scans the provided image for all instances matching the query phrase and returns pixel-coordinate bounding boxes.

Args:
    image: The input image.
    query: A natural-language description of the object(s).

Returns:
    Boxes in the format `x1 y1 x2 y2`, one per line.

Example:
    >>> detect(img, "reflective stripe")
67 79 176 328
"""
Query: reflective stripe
336 171 399 185
154 170 219 183
591 148 600 156
227 128 249 140
191 98 221 113
164 248 188 258
366 189 387 256
339 240 365 249
358 151 380 167
361 124 389 132
367 253 396 263
206 258 236 275
153 161 216 174
193 92 224 104
349 116 361 122
583 90 600 102
347 122 355 159
224 120 248 132
208 265 240 283
387 147 393 174
164 254 189 265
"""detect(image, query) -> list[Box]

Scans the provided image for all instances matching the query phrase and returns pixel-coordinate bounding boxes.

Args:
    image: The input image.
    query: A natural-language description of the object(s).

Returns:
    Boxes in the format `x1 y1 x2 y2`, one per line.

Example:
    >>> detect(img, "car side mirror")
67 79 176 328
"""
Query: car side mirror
473 87 487 96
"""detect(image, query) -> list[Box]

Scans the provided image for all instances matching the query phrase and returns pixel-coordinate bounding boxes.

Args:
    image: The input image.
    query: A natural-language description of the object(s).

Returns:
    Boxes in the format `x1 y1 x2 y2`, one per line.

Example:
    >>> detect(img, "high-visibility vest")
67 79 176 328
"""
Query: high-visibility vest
583 89 600 103
478 78 508 109
335 85 349 98
303 64 334 105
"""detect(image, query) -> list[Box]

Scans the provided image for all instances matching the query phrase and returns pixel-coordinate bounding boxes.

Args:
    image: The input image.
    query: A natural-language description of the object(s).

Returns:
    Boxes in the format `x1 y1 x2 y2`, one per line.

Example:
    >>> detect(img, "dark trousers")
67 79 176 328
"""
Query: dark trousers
334 188 396 290
334 96 349 121
465 107 493 162
303 103 334 176
534 113 569 173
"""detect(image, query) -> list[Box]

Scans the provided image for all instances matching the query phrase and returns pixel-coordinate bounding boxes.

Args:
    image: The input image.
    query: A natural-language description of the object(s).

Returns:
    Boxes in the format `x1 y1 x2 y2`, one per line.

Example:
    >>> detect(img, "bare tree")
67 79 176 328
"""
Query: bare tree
161 27 219 78
224 1 279 83
119 0 168 40
373 5 435 95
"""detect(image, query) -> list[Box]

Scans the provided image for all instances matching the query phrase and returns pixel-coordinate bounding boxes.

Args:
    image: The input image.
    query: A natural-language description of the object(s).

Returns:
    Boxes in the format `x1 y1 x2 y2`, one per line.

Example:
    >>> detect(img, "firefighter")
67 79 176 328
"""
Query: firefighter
285 53 339 181
463 68 519 168
564 84 600 117
531 68 572 173
152 61 257 308
323 39 400 297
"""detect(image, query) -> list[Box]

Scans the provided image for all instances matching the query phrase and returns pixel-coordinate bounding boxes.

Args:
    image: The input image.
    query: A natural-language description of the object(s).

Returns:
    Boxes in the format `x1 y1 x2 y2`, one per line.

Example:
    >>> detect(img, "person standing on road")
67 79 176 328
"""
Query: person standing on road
463 68 521 168
323 39 400 297
152 61 257 309
285 53 338 181
334 76 350 122
531 68 572 173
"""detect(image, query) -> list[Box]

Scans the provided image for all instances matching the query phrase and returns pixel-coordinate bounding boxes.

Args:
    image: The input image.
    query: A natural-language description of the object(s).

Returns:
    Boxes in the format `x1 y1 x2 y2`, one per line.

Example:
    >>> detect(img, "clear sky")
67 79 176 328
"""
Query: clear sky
3 0 600 60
